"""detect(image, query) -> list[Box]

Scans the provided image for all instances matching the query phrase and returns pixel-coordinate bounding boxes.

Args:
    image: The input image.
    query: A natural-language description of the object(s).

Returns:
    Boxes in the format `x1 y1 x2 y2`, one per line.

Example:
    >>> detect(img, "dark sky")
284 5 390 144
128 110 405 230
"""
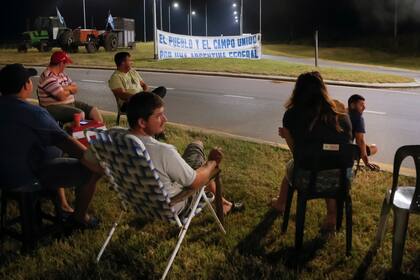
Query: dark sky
2 0 420 42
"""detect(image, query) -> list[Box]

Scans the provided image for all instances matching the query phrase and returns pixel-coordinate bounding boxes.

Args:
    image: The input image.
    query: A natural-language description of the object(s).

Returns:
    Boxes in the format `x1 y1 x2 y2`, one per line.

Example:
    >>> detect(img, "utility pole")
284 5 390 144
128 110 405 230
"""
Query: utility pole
394 0 398 40
189 0 192 35
168 5 171 32
153 0 158 59
160 0 163 30
314 30 319 67
143 0 147 42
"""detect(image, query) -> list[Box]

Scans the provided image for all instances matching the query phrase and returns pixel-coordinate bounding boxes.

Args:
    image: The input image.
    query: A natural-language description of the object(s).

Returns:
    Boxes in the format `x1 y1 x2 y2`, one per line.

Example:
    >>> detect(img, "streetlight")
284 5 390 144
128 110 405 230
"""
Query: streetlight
233 11 237 15
153 0 158 59
191 11 196 35
82 0 86 29
160 0 163 30
143 0 146 42
169 2 179 33
232 3 237 8
205 0 208 36
240 0 243 35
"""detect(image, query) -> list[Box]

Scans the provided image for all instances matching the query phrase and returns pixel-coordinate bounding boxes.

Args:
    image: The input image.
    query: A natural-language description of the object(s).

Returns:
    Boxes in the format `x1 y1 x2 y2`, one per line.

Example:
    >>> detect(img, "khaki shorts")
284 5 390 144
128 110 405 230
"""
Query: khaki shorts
45 101 94 124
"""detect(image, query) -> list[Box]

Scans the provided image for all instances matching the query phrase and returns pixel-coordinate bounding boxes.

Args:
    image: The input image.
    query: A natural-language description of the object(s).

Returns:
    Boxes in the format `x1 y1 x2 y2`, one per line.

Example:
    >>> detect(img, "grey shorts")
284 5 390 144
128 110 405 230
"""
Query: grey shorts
45 101 94 124
172 142 206 214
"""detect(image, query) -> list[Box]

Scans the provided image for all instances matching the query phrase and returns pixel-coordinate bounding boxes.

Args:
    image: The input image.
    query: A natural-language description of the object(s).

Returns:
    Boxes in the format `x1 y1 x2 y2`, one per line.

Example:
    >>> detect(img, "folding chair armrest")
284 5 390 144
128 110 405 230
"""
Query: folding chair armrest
169 188 197 206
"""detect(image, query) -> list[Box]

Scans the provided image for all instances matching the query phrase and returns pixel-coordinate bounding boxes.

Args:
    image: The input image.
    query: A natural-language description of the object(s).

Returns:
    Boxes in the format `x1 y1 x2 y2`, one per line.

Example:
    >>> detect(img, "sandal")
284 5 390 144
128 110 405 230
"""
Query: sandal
269 197 285 215
225 201 244 215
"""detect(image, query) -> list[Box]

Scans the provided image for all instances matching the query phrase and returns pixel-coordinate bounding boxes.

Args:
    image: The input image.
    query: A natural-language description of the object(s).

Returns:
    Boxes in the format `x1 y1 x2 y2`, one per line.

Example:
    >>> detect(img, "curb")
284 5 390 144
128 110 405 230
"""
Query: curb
24 63 420 89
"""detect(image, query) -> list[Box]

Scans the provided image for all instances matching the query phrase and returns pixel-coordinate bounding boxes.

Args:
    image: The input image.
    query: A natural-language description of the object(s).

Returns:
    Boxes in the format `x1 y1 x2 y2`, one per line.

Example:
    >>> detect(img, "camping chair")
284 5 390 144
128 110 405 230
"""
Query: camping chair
281 143 360 256
85 128 226 280
375 145 420 271
111 93 126 126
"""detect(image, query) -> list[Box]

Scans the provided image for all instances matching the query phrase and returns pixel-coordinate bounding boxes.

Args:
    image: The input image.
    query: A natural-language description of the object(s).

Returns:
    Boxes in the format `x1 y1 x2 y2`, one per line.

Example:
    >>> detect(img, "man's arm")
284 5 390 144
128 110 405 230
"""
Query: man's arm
55 136 86 159
189 160 219 190
355 132 379 170
140 80 149 92
64 83 78 94
111 88 133 101
283 128 294 153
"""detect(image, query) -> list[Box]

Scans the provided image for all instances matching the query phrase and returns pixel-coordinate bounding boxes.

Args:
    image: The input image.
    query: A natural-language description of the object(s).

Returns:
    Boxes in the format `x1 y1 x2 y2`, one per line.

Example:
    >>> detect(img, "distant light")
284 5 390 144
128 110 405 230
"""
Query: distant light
192 11 196 15
173 2 179 8
235 19 239 23
232 3 237 8
235 16 238 19
233 11 237 15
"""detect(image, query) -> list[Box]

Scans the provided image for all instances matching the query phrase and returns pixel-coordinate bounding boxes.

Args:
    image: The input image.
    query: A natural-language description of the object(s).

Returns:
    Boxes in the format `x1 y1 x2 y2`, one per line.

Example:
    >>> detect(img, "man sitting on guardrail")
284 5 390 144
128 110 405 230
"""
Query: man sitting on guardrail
37 51 103 124
348 94 380 171
108 52 167 113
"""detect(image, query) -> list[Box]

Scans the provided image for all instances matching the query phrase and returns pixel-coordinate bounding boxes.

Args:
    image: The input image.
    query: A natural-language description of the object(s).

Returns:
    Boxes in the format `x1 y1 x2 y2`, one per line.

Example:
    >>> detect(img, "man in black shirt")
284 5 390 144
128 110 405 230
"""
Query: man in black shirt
348 94 379 171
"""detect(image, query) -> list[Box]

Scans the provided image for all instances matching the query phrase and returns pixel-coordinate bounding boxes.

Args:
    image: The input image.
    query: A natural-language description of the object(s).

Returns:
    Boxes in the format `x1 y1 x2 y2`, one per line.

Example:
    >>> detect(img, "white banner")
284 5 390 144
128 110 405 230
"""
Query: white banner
157 30 261 60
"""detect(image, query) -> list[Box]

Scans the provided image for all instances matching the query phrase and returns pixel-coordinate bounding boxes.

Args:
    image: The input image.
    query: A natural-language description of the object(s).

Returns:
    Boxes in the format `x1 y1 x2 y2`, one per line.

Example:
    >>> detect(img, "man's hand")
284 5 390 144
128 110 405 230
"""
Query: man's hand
208 147 223 166
278 127 285 138
140 80 149 92
366 162 380 171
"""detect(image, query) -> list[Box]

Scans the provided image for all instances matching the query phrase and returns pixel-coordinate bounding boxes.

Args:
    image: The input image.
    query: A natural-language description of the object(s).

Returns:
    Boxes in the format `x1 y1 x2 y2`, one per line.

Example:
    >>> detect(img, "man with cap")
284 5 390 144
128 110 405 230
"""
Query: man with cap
38 51 103 124
0 63 102 229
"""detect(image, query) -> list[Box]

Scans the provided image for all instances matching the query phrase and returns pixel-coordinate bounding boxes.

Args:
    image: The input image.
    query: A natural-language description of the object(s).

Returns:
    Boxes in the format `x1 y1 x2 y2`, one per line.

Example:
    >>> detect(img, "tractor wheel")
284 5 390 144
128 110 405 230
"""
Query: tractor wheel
17 43 28 53
59 30 74 52
104 33 118 52
37 42 48 52
86 41 97 53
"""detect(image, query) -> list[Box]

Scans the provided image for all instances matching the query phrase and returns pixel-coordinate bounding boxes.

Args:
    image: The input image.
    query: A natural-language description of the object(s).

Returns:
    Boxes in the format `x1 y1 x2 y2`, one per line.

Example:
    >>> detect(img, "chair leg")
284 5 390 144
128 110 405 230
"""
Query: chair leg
96 210 124 263
281 184 294 234
202 194 226 234
295 193 307 251
336 198 344 232
19 194 37 251
374 196 392 248
392 208 410 271
116 112 120 126
345 195 353 256
162 189 205 280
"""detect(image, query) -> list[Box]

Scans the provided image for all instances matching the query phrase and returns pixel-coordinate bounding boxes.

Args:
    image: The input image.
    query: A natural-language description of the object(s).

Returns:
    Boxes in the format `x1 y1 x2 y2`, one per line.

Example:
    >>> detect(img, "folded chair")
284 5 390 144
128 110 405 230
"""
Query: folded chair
281 143 360 256
375 145 420 271
85 128 226 280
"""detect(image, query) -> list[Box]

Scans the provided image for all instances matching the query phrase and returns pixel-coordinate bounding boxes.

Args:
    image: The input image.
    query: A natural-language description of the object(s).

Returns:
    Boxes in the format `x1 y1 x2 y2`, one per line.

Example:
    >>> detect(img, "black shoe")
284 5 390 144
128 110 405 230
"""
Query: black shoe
67 215 101 230
227 201 244 215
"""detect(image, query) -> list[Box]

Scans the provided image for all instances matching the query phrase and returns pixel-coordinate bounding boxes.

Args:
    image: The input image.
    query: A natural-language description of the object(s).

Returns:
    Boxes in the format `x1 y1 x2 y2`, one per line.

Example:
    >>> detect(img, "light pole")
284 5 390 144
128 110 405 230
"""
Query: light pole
82 0 86 29
169 2 179 33
205 0 208 36
240 0 243 35
160 0 163 30
259 0 261 34
153 0 158 59
143 0 146 42
394 0 398 40
191 11 196 35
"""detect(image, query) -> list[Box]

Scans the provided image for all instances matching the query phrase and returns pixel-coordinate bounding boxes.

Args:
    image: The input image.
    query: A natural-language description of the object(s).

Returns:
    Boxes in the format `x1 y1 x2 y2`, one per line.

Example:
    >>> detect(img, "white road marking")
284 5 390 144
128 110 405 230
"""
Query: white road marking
150 85 175 90
223 94 255 100
365 110 387 115
80 79 105 83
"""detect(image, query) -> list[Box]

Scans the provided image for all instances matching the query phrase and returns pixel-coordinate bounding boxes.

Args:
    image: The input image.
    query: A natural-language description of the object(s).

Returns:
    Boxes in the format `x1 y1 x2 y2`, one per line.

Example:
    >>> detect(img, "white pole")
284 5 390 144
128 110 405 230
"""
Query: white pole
240 0 243 35
153 0 158 59
169 5 171 32
83 0 86 29
205 0 208 36
143 0 147 42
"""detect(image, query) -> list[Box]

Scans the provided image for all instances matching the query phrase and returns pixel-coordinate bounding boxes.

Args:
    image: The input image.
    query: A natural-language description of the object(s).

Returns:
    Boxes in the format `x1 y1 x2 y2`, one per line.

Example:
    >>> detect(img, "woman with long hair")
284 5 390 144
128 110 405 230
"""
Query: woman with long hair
271 71 352 232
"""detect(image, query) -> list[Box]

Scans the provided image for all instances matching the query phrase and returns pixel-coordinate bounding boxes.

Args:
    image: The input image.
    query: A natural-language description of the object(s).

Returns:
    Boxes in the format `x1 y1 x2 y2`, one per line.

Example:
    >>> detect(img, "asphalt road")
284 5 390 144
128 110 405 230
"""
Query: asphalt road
29 67 420 167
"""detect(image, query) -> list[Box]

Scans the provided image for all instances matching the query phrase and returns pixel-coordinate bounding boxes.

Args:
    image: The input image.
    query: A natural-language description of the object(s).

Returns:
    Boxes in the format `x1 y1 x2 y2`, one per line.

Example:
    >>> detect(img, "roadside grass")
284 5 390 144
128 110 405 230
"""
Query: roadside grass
0 42 413 83
0 115 419 279
263 43 420 71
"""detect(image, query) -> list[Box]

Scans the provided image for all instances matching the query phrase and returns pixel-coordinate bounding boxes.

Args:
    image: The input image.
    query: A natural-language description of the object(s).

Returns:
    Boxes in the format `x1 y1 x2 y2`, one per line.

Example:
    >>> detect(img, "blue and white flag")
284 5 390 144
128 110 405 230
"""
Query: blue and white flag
106 11 115 30
56 7 66 26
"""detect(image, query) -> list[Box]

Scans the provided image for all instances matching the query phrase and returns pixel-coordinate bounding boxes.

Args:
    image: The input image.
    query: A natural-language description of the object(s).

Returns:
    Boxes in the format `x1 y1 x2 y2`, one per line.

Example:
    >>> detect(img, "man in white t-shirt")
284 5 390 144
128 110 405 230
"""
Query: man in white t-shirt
122 92 242 214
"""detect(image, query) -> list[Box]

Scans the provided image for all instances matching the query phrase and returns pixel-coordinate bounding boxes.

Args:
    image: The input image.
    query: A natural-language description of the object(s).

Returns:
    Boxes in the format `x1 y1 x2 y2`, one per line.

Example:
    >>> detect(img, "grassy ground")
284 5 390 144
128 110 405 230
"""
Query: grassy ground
263 43 420 71
0 43 413 84
0 115 419 280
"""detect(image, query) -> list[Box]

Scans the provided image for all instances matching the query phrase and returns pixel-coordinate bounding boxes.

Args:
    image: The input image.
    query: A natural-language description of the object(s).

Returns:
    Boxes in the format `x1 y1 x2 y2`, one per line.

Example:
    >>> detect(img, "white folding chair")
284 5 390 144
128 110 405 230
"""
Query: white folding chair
85 128 226 280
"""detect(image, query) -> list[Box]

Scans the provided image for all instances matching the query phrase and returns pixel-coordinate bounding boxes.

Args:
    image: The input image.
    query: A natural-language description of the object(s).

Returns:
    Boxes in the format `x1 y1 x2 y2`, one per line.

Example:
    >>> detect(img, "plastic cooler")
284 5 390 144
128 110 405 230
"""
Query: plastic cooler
68 120 107 147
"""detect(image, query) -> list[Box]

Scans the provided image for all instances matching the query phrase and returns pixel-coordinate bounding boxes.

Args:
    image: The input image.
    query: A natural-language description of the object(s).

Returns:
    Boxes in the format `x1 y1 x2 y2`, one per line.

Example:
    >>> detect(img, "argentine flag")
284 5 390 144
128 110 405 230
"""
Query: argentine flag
106 11 115 30
56 7 66 26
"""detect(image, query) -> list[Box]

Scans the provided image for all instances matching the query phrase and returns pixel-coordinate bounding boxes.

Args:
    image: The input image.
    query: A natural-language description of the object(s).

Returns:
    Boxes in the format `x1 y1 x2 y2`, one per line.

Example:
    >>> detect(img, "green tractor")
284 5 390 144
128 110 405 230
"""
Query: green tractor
18 16 73 53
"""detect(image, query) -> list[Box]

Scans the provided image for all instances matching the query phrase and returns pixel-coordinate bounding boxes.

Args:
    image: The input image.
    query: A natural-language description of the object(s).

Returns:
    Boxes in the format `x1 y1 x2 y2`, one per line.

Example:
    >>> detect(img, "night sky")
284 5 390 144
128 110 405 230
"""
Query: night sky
2 0 420 42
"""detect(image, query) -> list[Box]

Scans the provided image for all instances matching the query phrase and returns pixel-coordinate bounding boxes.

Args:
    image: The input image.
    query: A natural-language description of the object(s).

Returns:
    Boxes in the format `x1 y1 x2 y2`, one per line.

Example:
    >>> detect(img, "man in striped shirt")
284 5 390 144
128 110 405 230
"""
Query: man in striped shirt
38 51 103 123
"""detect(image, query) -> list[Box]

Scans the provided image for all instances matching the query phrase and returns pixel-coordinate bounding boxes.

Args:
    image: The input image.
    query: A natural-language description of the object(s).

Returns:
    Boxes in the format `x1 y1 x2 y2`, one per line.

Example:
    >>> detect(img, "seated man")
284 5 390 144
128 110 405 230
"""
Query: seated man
109 52 166 113
108 92 242 214
37 51 103 124
0 64 102 228
347 94 379 171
